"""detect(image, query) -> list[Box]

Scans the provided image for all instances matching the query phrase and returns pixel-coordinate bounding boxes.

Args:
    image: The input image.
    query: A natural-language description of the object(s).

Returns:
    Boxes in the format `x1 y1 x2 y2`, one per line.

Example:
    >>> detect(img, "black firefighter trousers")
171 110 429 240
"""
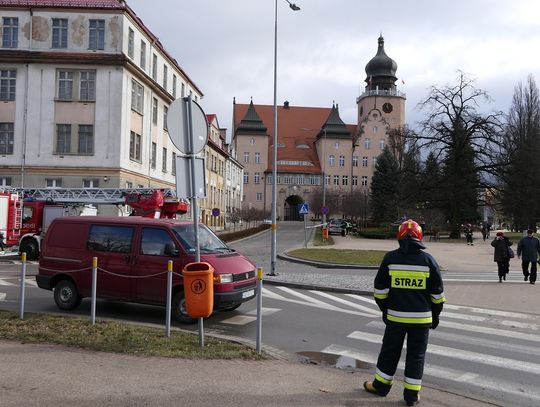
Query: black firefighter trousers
372 324 430 402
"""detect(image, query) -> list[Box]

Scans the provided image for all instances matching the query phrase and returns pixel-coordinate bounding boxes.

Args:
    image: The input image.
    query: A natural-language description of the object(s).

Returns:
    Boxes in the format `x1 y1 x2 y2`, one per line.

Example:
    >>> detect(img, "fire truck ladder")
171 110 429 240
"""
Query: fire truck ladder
0 187 181 205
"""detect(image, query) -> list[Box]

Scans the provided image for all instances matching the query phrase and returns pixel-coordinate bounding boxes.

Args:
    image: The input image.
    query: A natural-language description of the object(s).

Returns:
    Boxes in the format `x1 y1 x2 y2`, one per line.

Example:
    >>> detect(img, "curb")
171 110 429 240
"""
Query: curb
277 252 379 270
263 277 372 296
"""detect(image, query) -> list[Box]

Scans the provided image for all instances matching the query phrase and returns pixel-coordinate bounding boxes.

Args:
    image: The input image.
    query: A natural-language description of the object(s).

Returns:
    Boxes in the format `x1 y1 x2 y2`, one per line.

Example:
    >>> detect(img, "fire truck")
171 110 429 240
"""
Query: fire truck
0 187 188 260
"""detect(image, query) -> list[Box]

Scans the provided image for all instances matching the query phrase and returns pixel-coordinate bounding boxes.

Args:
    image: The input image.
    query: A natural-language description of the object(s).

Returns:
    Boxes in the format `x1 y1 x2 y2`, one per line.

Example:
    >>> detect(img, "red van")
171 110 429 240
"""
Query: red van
36 216 257 323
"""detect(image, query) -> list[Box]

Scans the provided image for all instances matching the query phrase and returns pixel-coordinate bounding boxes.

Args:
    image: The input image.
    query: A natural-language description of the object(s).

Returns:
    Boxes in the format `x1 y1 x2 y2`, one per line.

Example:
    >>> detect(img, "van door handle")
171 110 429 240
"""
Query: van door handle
125 255 131 264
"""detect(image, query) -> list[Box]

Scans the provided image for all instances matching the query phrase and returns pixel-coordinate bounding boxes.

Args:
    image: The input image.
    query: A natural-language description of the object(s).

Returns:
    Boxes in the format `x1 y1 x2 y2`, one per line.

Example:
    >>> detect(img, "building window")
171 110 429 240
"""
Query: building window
52 18 68 48
352 155 358 167
83 179 99 188
80 71 96 101
78 125 94 154
125 181 133 188
243 172 249 184
57 70 95 101
88 19 105 50
373 126 378 133
172 75 177 98
342 175 348 186
0 122 14 154
131 80 144 113
129 131 142 162
152 54 158 80
254 172 260 184
339 155 345 167
162 147 167 172
152 97 158 124
163 65 168 90
380 139 385 150
0 177 12 186
56 124 71 154
255 152 261 164
250 137 255 145
334 142 339 149
361 176 368 186
333 175 339 185
362 156 368 167
329 155 335 167
181 82 185 97
373 157 378 167
172 152 176 175
243 152 249 163
0 70 16 101
140 40 146 69
46 178 62 188
163 106 168 130
364 138 371 149
2 17 18 48
127 27 134 58
256 193 263 201
352 175 358 186
151 142 157 169
324 174 330 185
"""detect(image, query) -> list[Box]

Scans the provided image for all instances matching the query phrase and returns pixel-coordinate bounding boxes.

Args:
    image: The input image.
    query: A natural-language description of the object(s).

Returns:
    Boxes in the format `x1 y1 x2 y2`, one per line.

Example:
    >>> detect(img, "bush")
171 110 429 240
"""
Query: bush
218 224 270 242
357 227 395 239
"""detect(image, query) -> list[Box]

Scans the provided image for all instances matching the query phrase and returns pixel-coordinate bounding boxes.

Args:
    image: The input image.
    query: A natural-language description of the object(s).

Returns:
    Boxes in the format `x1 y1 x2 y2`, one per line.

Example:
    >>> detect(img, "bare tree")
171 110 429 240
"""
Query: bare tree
414 71 504 237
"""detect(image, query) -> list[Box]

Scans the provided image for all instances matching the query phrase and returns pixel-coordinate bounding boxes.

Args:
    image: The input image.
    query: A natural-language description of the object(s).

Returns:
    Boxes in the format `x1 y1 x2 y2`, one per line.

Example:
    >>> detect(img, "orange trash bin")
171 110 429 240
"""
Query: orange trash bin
182 262 214 318
322 228 329 239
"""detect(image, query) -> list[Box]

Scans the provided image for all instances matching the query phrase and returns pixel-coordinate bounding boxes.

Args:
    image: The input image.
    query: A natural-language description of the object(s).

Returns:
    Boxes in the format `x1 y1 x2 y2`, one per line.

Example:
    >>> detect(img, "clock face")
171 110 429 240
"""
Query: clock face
383 102 393 113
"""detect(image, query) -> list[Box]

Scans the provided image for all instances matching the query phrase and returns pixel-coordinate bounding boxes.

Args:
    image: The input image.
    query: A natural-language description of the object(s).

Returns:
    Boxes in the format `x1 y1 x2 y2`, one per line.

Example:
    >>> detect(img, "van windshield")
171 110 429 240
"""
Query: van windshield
172 224 231 253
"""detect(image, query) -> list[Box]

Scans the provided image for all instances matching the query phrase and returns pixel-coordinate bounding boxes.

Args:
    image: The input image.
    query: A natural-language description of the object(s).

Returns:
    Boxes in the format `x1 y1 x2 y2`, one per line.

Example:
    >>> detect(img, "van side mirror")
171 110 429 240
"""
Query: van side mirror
164 243 179 257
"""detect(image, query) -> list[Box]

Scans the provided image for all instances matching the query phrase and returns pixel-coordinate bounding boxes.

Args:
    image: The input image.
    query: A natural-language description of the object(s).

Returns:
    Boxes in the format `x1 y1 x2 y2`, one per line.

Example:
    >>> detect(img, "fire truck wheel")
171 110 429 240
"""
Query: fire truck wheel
54 279 82 310
171 291 197 324
20 239 39 260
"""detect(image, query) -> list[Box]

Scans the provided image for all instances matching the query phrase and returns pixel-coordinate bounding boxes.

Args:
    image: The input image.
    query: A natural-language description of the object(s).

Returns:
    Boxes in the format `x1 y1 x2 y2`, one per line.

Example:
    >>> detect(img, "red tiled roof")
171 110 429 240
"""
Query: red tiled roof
0 0 125 8
234 103 358 174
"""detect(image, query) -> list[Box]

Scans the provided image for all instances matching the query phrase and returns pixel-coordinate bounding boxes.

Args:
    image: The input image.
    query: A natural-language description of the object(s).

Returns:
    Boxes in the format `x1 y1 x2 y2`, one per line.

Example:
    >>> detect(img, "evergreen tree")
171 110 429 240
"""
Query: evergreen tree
370 146 400 223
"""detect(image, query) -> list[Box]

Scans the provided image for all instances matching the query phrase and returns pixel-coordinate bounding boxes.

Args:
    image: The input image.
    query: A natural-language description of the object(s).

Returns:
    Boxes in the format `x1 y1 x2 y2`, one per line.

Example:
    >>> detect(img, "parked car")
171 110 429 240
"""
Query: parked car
328 219 347 235
37 216 257 324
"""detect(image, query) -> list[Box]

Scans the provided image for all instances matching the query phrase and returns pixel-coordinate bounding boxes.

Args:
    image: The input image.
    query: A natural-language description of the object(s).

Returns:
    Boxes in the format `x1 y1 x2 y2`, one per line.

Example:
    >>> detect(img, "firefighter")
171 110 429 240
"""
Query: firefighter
364 219 446 406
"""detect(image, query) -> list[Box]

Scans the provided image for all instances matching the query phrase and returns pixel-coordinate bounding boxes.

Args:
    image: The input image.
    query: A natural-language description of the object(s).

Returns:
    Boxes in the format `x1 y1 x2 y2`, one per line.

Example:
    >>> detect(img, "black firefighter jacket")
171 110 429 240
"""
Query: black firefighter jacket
373 237 446 327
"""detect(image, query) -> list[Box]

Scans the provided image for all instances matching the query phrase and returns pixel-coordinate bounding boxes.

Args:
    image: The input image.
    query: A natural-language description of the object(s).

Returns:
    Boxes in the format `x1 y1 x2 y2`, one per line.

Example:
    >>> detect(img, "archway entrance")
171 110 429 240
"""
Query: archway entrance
284 195 303 221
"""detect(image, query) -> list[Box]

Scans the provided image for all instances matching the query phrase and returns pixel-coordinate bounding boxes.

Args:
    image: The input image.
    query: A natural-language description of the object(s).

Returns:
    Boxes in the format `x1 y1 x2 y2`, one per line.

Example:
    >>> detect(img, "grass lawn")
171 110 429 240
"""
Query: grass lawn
287 248 386 266
0 310 266 359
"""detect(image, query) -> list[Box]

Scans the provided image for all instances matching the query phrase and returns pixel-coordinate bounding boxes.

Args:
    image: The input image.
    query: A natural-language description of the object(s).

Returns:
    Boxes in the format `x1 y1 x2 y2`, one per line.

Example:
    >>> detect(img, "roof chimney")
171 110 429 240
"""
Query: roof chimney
283 101 290 109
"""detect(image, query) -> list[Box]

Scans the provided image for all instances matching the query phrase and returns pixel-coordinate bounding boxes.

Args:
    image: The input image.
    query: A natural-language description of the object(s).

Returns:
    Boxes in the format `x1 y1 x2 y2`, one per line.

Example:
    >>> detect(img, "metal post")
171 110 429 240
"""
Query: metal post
166 260 173 337
19 252 27 319
269 0 279 277
256 267 264 353
304 215 307 248
322 129 327 226
91 256 97 325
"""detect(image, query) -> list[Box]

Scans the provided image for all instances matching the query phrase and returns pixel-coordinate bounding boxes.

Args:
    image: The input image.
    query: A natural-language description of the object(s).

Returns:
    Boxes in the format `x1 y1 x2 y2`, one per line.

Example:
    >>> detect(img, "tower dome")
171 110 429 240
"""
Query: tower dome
364 35 397 91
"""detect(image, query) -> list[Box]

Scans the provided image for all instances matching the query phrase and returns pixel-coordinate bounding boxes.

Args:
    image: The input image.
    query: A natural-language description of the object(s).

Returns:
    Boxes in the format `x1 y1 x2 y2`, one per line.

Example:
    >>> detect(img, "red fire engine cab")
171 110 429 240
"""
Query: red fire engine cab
0 188 188 260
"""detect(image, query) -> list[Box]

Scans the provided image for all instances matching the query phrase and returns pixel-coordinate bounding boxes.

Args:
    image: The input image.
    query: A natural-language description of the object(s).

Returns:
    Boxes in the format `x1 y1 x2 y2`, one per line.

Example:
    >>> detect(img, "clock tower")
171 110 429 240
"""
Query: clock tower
356 35 406 141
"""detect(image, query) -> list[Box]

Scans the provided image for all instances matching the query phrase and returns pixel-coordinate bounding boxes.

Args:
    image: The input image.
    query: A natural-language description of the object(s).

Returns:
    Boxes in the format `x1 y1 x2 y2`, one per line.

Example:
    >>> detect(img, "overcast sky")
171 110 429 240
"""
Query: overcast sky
127 0 539 138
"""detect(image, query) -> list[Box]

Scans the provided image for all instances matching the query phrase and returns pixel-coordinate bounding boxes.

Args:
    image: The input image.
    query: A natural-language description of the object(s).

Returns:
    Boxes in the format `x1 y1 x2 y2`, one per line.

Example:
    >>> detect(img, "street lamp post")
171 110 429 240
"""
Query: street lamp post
270 0 300 276
321 129 327 227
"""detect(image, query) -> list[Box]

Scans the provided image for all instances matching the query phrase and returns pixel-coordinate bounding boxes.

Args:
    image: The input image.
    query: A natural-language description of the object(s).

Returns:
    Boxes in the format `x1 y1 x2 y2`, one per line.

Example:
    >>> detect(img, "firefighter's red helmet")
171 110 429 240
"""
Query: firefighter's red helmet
397 219 423 241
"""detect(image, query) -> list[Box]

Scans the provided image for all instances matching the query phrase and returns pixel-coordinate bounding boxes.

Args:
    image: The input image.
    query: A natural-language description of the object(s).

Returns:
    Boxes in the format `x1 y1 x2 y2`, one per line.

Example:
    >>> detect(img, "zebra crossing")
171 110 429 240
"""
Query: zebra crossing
0 277 38 288
220 285 540 406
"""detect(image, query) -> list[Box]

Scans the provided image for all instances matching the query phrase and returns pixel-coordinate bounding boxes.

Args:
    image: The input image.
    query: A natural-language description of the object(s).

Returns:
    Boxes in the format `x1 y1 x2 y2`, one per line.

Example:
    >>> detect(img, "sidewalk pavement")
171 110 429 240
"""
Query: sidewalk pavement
2 235 532 406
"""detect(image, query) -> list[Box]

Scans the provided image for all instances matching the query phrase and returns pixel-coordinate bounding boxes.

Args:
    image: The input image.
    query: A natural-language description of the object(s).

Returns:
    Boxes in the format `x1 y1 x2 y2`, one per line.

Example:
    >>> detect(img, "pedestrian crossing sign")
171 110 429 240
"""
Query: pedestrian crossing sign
298 203 309 215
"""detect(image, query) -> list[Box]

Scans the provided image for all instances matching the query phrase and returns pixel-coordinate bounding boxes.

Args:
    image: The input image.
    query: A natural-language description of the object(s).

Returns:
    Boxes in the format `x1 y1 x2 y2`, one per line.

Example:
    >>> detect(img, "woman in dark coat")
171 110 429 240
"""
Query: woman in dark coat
491 231 513 282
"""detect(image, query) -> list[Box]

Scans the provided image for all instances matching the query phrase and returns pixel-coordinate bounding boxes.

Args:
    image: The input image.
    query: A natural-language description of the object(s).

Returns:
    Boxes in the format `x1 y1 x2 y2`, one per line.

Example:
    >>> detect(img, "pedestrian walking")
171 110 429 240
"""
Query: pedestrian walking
491 231 512 282
364 219 446 406
464 224 474 245
0 232 5 251
517 229 540 284
481 224 489 242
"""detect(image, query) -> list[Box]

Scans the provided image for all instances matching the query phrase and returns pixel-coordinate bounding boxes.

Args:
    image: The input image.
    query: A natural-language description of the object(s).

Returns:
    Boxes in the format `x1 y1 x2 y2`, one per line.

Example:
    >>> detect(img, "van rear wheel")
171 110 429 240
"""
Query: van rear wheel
54 279 82 310
172 291 197 324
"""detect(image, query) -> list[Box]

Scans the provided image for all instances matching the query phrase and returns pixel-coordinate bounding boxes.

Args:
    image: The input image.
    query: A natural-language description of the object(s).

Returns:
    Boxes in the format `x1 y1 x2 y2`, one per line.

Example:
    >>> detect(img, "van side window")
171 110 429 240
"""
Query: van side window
87 225 133 253
140 228 176 256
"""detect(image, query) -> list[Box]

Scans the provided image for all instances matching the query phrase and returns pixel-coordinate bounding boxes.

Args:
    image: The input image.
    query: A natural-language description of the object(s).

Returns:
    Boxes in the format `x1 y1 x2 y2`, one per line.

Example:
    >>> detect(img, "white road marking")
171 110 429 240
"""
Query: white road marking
0 293 6 301
441 319 540 342
348 331 540 375
309 290 380 315
245 307 281 316
220 315 256 325
0 278 16 286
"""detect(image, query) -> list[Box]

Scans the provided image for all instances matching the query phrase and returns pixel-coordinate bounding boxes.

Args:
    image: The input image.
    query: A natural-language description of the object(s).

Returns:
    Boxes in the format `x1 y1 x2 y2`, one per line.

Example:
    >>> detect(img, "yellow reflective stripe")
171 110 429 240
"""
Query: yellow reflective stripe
374 293 388 299
387 315 432 324
389 270 428 290
404 382 422 391
375 373 393 385
431 296 447 304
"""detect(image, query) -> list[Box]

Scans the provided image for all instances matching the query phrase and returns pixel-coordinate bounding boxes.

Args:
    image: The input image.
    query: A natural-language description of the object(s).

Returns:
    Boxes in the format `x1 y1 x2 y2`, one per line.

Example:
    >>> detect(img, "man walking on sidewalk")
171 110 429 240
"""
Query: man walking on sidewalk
364 219 446 406
517 229 540 284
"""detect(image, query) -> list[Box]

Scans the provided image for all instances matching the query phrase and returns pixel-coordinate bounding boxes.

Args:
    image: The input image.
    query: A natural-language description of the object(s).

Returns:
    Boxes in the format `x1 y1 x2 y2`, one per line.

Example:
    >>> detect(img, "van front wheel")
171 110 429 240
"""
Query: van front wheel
54 280 82 310
172 291 197 324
